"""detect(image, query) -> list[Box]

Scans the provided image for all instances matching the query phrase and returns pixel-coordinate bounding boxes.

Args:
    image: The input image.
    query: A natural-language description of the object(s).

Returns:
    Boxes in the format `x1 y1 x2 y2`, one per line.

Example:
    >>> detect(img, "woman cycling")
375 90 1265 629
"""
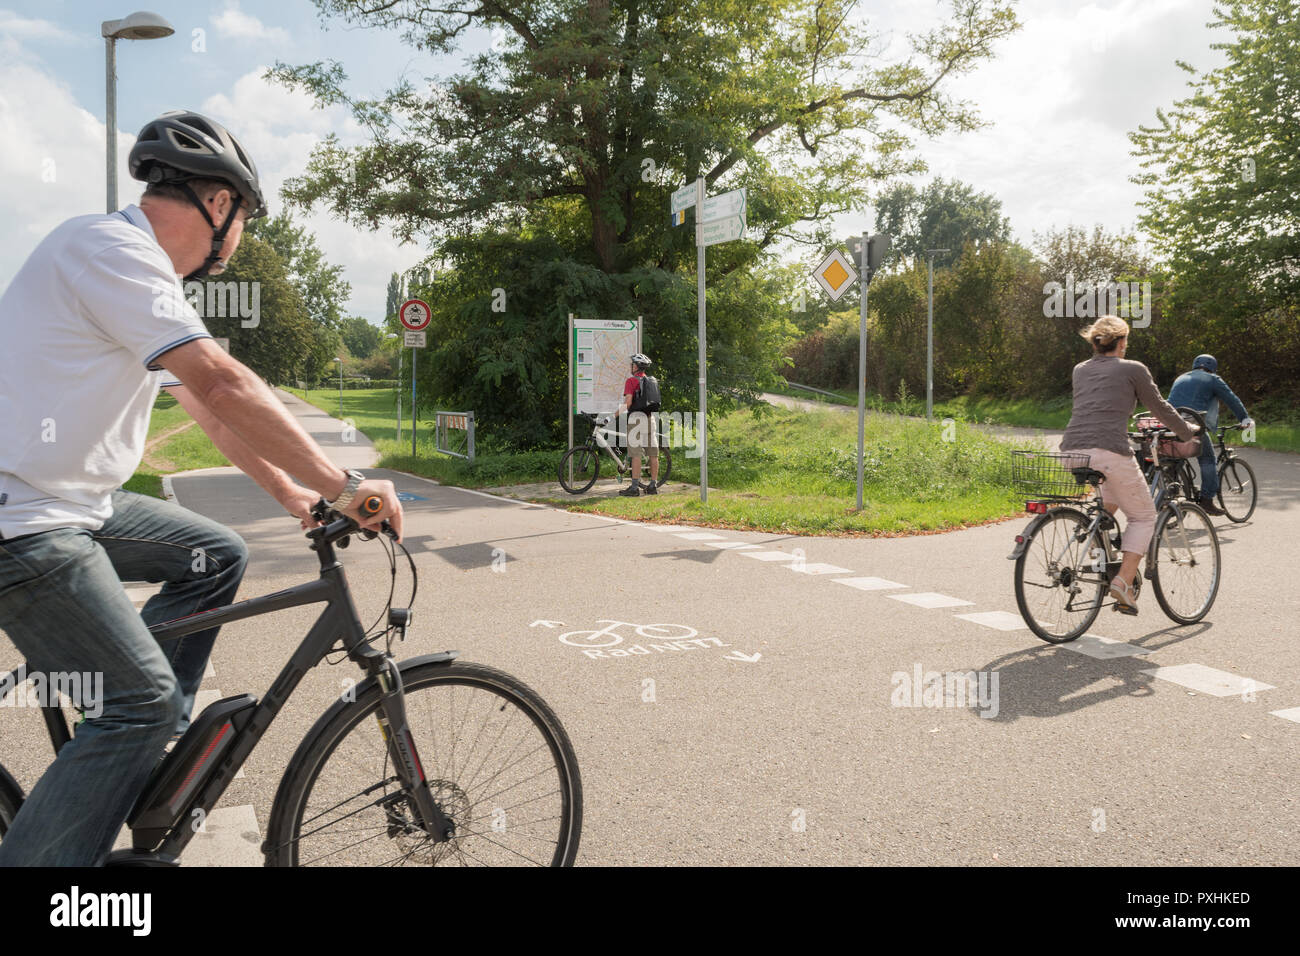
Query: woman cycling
1059 316 1197 613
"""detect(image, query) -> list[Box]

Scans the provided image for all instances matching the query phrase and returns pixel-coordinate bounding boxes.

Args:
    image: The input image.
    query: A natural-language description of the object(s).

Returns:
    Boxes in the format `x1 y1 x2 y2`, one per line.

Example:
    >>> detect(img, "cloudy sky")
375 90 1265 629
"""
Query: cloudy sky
0 0 1225 322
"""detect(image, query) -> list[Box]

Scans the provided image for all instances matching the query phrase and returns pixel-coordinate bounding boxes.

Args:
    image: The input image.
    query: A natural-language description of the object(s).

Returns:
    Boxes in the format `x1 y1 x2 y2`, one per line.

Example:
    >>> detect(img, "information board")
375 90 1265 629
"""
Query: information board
570 317 641 415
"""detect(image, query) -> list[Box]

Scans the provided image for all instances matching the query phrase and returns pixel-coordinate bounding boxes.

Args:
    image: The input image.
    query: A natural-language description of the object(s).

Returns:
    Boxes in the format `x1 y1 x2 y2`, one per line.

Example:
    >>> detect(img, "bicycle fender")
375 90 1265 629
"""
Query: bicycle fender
1007 507 1087 561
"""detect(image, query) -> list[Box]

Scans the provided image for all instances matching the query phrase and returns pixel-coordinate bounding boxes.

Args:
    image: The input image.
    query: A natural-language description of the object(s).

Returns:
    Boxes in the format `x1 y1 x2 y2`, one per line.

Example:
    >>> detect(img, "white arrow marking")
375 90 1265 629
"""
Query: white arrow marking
723 652 761 663
530 620 565 628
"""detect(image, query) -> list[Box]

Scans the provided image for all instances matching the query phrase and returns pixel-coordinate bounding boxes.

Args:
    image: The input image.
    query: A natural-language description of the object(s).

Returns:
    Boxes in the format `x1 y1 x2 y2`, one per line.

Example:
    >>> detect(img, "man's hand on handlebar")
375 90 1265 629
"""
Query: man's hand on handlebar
344 478 403 541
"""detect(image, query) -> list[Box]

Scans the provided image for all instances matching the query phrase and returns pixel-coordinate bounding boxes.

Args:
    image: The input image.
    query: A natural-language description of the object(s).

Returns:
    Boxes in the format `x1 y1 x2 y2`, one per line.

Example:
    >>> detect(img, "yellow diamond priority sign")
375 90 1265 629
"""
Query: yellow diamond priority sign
812 248 859 302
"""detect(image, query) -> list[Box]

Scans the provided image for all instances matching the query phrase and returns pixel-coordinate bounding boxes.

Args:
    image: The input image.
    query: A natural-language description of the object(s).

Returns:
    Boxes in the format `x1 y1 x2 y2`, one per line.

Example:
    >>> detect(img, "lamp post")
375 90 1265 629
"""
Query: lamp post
924 249 950 422
102 11 174 213
334 357 344 418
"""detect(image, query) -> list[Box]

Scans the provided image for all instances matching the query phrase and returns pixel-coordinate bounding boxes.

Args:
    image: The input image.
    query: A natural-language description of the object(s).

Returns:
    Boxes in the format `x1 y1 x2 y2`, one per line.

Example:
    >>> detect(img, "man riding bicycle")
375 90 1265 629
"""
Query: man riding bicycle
0 111 402 866
1167 354 1254 517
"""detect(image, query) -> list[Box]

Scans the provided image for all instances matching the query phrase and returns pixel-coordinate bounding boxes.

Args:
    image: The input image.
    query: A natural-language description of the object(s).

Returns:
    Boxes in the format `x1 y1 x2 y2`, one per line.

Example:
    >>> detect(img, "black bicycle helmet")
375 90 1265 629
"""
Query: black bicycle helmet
1192 354 1218 373
129 110 266 279
630 353 652 369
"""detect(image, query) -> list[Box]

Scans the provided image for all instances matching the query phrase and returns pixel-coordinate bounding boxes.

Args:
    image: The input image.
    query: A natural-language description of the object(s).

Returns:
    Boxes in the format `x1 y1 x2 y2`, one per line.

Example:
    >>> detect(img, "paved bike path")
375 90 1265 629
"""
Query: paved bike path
3 391 1297 865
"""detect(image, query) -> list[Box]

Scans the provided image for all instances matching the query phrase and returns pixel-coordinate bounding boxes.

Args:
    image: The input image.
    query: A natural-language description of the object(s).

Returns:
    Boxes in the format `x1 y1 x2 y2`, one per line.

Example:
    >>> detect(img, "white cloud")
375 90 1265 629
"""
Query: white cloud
211 3 291 45
0 10 78 43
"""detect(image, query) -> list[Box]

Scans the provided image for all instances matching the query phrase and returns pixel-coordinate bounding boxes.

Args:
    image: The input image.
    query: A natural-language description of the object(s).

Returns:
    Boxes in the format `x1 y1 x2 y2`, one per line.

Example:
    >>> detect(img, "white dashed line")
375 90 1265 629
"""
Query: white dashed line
954 611 1027 631
787 563 853 575
1062 634 1150 659
1270 707 1300 724
703 542 762 550
887 592 974 609
674 532 728 541
738 551 800 562
833 577 907 591
1139 663 1275 697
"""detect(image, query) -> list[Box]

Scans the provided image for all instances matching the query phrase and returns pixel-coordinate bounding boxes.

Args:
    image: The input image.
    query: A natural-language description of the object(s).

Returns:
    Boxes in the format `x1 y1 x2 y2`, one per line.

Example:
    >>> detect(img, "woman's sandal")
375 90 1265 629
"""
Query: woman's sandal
1109 577 1139 615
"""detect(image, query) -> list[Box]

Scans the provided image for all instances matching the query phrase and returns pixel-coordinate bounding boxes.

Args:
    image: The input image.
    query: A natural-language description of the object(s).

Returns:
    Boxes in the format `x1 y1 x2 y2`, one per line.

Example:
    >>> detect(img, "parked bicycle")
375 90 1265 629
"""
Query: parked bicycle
0 497 583 866
1009 423 1222 644
558 412 672 495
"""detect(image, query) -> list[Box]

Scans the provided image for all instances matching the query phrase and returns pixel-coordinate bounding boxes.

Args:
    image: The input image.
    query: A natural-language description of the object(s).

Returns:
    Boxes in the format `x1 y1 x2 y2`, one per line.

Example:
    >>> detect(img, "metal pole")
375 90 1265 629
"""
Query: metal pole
927 256 934 422
337 363 343 417
105 38 117 213
568 313 574 487
857 233 867 510
696 176 707 504
396 347 402 443
411 348 417 457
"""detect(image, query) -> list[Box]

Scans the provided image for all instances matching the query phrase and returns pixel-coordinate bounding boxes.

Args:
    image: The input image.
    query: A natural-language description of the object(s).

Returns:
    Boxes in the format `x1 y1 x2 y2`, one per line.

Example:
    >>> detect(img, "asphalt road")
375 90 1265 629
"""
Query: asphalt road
2 390 1297 865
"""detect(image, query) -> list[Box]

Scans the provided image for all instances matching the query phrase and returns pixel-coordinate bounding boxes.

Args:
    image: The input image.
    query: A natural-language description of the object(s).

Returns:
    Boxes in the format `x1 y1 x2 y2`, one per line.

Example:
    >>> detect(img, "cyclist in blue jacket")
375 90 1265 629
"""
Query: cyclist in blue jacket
1167 355 1254 516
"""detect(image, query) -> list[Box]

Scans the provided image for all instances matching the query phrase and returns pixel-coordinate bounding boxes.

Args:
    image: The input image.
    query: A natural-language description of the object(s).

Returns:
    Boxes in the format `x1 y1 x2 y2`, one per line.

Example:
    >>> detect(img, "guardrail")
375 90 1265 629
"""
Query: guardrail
435 410 476 461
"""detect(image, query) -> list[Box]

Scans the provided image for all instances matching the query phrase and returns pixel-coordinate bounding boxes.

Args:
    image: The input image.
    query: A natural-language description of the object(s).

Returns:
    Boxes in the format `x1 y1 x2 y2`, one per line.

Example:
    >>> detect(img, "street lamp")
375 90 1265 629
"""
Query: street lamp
334 357 344 417
102 11 175 213
924 249 951 422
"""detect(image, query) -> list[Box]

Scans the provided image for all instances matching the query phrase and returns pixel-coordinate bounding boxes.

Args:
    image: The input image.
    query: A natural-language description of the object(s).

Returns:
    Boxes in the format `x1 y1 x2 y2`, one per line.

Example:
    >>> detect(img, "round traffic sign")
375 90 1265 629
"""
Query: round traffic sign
399 298 432 331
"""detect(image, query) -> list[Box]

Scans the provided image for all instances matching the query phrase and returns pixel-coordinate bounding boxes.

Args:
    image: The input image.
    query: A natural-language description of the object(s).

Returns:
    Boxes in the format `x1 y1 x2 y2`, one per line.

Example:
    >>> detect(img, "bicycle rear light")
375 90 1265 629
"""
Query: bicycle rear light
1026 501 1048 514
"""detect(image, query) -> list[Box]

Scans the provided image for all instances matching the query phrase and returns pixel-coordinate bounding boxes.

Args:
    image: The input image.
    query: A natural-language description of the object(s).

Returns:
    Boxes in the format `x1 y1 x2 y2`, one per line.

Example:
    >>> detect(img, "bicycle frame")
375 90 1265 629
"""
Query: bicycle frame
11 516 452 863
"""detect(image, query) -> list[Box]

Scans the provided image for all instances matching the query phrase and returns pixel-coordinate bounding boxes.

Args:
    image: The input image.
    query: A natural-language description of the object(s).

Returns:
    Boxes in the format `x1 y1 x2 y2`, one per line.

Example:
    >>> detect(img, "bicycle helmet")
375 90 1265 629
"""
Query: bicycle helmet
129 110 267 279
630 353 652 370
1192 354 1217 373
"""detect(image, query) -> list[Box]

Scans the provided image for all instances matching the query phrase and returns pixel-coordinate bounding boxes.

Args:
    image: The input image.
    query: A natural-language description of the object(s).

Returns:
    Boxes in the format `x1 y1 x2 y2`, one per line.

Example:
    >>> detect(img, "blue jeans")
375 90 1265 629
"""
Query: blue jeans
1197 433 1219 500
0 490 247 866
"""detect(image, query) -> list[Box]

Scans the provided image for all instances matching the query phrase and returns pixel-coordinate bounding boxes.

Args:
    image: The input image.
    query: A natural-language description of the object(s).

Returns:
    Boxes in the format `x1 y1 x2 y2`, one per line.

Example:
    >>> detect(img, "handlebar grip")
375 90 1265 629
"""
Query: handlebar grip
360 495 384 517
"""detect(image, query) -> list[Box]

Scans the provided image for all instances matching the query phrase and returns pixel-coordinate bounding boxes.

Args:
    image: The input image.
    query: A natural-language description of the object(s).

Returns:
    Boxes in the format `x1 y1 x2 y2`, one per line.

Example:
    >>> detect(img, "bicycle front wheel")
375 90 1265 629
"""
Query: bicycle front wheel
265 660 583 867
1217 458 1257 523
1014 508 1105 644
558 446 600 495
1149 503 1221 624
652 444 672 488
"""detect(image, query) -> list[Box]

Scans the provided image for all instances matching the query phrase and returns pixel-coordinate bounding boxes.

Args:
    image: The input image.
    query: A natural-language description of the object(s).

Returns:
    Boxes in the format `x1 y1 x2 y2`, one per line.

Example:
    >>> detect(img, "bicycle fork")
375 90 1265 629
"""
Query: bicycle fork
370 656 454 844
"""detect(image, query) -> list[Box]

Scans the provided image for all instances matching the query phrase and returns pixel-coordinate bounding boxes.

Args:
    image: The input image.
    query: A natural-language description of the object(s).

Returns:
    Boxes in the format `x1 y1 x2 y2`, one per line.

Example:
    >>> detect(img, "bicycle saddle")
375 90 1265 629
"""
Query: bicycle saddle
1071 467 1105 486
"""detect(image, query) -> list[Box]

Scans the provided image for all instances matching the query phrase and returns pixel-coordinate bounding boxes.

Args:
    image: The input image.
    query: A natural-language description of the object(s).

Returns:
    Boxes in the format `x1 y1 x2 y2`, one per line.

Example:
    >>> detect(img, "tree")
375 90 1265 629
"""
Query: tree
247 212 352 332
270 0 1018 444
201 236 333 384
340 316 383 358
873 177 1011 269
1130 0 1300 397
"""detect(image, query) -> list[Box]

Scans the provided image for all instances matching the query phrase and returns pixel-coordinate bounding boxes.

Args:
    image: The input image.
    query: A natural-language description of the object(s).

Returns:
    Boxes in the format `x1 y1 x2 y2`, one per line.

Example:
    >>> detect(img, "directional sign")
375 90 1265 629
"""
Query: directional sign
699 187 746 224
399 298 432 332
812 248 859 301
671 182 698 215
404 330 426 348
698 215 745 247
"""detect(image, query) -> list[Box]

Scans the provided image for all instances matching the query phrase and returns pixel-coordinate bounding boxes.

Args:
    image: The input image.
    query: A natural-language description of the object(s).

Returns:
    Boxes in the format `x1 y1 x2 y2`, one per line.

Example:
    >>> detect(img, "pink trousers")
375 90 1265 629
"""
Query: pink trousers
1063 446 1155 554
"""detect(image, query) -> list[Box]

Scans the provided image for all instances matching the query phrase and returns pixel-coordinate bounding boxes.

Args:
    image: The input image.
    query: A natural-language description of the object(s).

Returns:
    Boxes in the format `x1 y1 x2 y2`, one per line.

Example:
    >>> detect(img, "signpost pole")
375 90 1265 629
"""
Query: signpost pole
927 255 934 422
568 313 574 487
857 233 867 511
411 346 417 457
396 348 402 443
696 176 707 504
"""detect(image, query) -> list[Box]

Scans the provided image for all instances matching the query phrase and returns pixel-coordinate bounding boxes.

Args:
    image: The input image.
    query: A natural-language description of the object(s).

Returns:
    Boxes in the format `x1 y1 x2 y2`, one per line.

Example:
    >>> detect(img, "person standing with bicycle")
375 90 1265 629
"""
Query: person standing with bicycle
1058 316 1198 613
1167 354 1254 517
617 353 661 498
0 111 401 866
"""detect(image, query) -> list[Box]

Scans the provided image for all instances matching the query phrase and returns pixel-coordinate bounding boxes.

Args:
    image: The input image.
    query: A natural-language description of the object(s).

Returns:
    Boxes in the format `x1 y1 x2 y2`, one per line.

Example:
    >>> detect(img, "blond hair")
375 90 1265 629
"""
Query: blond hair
1079 315 1129 353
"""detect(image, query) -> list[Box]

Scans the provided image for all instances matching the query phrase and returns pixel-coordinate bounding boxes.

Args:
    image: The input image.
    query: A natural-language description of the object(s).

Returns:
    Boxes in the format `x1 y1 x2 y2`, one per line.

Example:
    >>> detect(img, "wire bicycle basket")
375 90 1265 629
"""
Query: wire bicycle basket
1010 450 1095 499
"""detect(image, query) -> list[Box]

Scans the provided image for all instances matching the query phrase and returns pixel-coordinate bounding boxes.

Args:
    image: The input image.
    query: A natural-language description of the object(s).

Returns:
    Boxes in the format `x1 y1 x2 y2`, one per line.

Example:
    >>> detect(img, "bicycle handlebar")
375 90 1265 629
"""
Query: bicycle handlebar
307 495 396 546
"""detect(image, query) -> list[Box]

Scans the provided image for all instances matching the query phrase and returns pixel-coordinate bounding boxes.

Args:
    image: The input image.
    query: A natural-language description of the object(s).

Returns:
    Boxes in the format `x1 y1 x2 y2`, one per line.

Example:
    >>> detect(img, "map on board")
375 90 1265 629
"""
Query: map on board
572 318 640 415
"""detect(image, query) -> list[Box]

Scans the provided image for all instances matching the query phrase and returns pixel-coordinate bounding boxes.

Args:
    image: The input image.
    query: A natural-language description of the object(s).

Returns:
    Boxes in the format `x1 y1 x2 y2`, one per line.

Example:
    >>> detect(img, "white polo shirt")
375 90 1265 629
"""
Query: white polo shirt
0 205 210 536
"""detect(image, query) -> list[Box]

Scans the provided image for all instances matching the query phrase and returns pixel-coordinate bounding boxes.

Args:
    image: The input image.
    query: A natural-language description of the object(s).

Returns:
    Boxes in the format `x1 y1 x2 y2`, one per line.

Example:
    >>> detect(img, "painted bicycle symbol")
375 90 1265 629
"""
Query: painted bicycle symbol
558 620 698 649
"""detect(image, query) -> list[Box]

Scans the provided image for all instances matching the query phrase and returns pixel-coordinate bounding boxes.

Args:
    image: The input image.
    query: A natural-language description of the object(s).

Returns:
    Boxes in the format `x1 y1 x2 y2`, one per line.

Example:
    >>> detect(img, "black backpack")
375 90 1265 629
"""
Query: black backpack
630 374 661 413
